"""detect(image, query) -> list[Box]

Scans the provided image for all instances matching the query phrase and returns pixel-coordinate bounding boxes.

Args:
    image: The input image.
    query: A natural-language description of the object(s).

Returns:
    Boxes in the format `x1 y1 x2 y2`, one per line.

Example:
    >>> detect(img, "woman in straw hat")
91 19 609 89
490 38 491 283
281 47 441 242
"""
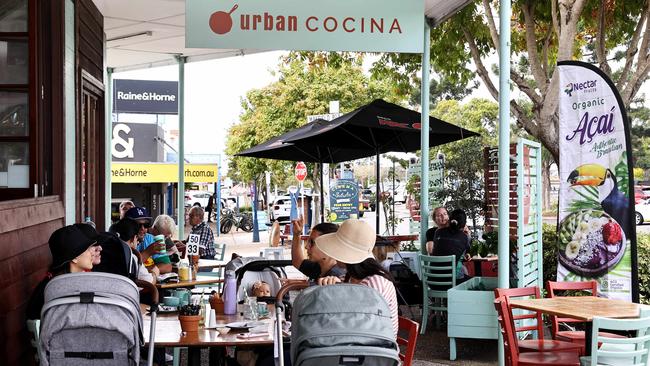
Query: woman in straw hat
314 219 398 338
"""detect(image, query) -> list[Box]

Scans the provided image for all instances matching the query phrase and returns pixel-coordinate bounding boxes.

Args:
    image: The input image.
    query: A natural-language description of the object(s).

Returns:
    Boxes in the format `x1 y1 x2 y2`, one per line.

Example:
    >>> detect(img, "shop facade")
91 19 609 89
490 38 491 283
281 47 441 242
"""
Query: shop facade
0 1 106 364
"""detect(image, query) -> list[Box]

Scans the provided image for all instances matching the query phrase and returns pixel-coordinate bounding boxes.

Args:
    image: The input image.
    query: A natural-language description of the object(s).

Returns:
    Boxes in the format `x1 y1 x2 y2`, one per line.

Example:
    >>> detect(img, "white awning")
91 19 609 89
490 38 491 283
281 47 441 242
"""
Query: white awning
93 0 473 72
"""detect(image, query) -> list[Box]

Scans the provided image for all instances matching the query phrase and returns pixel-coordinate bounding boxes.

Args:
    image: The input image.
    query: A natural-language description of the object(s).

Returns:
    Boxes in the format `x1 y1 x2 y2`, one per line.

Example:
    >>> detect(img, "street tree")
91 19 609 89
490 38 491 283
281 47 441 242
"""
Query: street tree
372 0 650 164
225 53 398 206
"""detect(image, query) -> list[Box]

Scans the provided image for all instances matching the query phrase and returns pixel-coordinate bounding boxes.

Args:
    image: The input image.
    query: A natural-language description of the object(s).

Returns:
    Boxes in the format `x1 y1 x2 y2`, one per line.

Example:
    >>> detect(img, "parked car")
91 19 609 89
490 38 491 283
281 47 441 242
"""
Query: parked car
636 198 650 225
270 195 292 224
635 186 646 204
184 190 213 208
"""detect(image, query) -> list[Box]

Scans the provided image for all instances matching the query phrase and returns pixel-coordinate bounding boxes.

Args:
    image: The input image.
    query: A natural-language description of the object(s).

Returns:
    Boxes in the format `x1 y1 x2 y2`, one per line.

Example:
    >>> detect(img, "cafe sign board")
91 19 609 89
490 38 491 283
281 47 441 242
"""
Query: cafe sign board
112 163 218 183
186 0 424 53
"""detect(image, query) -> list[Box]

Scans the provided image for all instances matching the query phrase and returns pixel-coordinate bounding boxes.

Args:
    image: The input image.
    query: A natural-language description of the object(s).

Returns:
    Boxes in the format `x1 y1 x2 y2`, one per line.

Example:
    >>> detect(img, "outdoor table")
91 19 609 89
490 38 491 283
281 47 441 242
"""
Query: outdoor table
156 275 224 290
509 296 641 356
142 304 275 366
198 259 228 270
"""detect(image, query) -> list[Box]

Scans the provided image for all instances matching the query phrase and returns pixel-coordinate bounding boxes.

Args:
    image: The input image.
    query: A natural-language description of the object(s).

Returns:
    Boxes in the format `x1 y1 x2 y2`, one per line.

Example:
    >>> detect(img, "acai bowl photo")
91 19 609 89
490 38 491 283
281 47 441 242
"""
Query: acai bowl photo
558 209 626 278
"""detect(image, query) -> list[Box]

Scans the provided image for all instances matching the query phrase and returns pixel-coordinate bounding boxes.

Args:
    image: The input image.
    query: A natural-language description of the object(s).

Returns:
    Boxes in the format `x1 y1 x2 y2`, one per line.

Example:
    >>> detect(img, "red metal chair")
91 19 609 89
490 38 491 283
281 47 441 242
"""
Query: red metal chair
494 287 583 354
494 297 580 366
397 317 419 366
545 280 624 353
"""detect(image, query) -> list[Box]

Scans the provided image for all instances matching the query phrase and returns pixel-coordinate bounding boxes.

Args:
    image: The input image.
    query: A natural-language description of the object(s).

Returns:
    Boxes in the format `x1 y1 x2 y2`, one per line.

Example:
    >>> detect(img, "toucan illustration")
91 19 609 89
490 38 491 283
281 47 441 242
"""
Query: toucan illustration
567 163 630 237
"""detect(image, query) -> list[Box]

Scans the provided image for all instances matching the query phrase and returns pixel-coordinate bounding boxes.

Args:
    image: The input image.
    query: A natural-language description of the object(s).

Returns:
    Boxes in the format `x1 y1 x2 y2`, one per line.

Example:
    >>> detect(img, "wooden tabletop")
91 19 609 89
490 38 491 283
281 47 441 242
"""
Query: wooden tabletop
509 296 641 321
197 259 228 270
156 275 224 289
142 305 275 347
381 235 419 242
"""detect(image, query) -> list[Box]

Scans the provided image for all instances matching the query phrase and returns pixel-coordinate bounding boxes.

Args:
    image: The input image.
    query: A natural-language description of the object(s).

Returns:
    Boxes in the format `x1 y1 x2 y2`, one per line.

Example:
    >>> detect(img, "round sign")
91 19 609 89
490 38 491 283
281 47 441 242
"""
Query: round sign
295 161 307 182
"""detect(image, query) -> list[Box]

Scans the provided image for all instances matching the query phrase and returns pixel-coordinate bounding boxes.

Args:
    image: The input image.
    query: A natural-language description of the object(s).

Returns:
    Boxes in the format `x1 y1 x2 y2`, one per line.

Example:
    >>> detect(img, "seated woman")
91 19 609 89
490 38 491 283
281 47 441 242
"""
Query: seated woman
27 224 100 319
425 206 449 255
428 208 471 283
314 219 398 339
290 219 344 280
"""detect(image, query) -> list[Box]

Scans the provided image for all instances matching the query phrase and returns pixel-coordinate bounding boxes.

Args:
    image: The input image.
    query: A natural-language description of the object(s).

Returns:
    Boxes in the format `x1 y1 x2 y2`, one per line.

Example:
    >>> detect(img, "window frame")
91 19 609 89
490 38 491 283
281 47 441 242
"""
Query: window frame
0 0 37 200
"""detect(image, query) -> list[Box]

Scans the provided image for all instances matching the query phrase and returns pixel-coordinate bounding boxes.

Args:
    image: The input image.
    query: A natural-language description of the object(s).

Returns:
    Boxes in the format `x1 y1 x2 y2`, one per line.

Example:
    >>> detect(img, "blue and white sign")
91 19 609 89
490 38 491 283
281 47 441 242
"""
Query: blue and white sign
186 0 423 53
329 179 359 222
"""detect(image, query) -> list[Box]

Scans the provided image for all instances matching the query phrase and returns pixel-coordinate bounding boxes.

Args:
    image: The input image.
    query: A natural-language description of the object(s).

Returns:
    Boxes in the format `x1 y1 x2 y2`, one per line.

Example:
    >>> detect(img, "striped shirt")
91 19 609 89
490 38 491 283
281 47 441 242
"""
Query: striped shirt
359 275 398 339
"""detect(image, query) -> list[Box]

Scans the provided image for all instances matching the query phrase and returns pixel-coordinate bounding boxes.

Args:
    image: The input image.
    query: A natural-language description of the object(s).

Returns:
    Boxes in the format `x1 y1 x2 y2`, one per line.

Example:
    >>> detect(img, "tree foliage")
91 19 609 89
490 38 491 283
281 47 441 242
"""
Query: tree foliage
431 98 500 227
225 53 398 190
371 0 650 164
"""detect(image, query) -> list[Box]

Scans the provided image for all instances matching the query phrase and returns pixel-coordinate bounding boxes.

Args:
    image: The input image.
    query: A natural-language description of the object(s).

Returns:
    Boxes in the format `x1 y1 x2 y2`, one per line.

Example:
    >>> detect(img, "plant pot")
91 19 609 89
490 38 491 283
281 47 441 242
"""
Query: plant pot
179 315 201 332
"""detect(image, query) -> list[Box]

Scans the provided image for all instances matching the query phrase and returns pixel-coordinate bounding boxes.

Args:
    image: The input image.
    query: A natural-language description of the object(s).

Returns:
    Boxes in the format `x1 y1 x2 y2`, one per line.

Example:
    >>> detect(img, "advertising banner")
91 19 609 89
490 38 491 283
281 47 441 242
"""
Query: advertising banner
329 179 359 222
557 61 638 301
111 163 218 183
114 79 178 114
186 0 423 53
111 122 164 162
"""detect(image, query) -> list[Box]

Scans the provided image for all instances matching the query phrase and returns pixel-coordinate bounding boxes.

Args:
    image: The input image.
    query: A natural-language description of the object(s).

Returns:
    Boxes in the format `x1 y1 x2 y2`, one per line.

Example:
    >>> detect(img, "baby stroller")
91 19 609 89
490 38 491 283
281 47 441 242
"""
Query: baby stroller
38 272 158 366
225 256 292 302
286 284 400 366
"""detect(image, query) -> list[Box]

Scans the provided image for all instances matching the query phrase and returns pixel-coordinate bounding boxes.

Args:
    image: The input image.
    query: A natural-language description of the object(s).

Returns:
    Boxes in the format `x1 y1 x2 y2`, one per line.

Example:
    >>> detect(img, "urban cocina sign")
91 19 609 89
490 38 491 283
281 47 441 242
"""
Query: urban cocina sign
186 0 423 53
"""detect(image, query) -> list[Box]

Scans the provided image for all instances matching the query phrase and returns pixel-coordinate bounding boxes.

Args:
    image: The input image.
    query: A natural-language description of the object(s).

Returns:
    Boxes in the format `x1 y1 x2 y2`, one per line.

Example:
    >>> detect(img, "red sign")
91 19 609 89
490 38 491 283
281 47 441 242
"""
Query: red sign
295 161 307 182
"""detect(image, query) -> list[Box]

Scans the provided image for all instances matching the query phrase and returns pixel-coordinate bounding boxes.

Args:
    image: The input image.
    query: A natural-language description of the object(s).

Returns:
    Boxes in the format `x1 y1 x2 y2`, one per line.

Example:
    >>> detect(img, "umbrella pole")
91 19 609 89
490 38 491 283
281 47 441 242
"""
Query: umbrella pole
320 163 324 223
376 151 380 234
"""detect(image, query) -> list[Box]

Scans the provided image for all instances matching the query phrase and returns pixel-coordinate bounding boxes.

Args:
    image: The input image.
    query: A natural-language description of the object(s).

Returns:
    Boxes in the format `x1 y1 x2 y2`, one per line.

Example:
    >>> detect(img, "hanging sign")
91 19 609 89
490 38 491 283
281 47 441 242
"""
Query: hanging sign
557 61 637 302
186 0 423 53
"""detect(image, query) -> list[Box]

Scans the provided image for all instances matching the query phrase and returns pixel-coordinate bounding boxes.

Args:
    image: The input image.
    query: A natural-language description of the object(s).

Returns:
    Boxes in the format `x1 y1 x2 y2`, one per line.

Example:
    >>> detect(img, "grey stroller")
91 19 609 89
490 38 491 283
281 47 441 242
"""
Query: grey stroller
38 272 158 366
287 284 400 366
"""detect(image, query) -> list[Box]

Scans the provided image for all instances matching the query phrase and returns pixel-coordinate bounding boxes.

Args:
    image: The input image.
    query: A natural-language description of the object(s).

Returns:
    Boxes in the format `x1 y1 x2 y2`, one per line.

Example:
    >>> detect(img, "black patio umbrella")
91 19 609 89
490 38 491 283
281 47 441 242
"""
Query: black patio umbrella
236 119 372 163
284 99 479 152
284 99 479 232
236 119 373 223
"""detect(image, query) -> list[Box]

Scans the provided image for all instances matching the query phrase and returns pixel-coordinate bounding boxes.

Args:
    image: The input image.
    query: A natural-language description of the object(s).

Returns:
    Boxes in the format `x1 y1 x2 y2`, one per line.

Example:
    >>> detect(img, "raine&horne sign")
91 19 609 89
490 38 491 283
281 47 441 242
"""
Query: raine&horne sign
114 79 179 114
186 0 423 53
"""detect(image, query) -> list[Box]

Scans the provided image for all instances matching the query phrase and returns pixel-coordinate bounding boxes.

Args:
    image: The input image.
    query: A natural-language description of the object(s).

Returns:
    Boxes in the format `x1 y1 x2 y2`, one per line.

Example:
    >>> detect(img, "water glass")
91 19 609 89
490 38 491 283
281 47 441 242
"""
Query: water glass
245 296 259 320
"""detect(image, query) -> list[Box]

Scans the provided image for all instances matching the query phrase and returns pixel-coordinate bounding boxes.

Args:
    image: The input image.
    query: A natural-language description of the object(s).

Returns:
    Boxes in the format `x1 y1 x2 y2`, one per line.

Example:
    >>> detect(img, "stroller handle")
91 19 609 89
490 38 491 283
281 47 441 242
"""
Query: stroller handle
275 279 309 308
136 279 159 308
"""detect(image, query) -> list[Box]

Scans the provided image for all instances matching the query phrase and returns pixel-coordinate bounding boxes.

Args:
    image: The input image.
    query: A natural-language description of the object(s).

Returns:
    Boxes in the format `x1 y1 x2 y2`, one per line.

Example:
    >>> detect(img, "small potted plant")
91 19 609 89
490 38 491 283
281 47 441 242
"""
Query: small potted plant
178 304 201 332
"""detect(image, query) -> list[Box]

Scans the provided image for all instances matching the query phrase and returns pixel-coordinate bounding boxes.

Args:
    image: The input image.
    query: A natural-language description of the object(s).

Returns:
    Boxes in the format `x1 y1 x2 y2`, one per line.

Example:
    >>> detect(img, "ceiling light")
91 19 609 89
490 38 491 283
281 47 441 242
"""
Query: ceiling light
107 31 153 43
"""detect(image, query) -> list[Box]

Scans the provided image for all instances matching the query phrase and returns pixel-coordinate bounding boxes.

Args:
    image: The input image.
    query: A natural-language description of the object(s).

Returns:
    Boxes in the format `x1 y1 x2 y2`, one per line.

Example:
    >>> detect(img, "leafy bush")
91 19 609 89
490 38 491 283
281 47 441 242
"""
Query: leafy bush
542 223 559 286
638 233 650 304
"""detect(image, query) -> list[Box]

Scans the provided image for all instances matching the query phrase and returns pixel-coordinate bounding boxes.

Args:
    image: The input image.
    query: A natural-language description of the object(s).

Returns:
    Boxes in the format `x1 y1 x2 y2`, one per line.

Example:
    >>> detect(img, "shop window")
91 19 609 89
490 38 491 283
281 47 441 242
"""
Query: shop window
0 0 33 199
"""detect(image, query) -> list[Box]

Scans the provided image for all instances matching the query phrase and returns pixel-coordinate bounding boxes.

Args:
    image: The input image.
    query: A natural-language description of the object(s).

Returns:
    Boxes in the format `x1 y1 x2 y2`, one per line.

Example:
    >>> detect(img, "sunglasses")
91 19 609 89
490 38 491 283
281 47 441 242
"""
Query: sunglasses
139 223 151 229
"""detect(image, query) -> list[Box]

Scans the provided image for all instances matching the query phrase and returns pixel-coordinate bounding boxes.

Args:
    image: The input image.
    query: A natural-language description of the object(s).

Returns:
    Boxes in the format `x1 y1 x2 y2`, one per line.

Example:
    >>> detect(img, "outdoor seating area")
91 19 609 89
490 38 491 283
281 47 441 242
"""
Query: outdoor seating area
5 1 650 366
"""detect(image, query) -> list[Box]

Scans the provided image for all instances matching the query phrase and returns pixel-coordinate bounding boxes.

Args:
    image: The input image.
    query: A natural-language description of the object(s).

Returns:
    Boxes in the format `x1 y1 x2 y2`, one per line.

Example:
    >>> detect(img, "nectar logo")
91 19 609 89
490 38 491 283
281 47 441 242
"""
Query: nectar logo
564 80 597 97
209 4 238 35
564 83 574 97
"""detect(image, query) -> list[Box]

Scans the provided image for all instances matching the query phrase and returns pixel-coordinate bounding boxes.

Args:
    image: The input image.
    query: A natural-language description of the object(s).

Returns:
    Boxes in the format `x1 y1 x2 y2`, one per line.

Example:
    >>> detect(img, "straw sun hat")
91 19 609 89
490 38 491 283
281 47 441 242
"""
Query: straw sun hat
314 219 375 264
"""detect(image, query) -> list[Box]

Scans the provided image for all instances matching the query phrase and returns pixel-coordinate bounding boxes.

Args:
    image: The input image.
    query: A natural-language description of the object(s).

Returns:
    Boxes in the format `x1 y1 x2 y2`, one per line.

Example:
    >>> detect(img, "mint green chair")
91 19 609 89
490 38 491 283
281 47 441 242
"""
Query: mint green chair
580 308 650 366
419 254 456 335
